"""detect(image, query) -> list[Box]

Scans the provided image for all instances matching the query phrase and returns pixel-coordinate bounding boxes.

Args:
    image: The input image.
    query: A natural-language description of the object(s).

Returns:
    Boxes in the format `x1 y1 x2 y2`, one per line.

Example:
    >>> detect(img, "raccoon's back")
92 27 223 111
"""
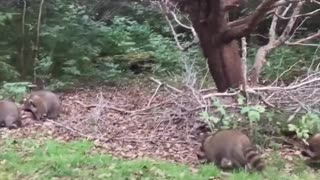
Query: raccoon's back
0 100 20 118
204 130 252 150
30 90 59 100
30 91 60 107
202 130 252 166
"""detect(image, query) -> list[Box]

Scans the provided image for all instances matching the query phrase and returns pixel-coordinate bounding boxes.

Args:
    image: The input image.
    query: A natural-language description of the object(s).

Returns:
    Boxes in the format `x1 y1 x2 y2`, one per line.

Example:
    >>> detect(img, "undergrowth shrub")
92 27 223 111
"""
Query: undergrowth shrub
0 82 32 102
0 1 190 89
199 95 320 143
248 45 320 83
288 113 320 139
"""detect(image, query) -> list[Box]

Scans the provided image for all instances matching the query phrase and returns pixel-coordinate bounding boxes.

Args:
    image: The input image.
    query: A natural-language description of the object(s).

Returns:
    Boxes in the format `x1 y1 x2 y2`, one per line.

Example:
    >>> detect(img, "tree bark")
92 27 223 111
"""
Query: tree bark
164 0 278 91
187 0 243 92
201 38 243 92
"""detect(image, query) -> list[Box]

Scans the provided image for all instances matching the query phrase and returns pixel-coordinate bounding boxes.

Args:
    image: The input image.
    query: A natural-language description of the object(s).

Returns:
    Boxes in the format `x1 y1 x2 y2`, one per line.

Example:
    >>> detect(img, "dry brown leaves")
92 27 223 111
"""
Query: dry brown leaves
1 80 209 166
1 78 311 167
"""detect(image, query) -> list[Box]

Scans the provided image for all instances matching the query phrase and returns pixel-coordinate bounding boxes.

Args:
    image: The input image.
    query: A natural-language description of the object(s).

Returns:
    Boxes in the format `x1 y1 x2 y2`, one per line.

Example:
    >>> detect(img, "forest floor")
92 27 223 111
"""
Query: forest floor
1 78 320 179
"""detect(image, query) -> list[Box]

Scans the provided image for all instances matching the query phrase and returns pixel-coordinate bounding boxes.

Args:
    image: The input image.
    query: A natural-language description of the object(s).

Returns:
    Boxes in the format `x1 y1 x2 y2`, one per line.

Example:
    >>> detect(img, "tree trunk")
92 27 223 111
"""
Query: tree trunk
204 39 243 92
173 0 278 92
192 1 243 92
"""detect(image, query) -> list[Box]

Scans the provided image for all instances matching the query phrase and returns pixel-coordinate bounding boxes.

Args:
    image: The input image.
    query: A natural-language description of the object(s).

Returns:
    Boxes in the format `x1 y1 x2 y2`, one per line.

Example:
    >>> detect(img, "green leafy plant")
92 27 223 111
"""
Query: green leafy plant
0 1 202 88
199 98 235 130
288 113 320 140
240 105 266 137
0 82 33 102
240 105 266 123
0 12 16 26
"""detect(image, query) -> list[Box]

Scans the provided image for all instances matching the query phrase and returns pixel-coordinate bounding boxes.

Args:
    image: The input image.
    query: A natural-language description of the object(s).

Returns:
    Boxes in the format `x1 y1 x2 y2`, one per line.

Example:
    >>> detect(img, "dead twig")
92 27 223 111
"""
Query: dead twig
75 99 177 114
148 78 163 107
202 91 240 99
48 119 190 144
149 77 183 93
202 71 320 112
47 119 114 142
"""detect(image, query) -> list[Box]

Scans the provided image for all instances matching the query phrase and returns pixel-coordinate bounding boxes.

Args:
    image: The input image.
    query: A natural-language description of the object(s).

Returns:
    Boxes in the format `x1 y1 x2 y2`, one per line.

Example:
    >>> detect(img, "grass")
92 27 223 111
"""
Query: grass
0 138 319 180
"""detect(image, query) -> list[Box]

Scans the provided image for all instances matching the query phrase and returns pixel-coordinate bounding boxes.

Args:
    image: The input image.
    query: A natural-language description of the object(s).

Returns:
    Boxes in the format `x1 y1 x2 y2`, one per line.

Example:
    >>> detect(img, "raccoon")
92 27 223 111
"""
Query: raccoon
301 133 320 163
199 129 264 171
23 90 61 121
0 100 22 129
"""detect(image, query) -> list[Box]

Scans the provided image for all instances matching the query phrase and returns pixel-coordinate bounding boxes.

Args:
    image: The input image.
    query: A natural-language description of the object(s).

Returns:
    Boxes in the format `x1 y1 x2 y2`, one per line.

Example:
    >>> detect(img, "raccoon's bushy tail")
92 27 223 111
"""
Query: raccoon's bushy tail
244 146 265 171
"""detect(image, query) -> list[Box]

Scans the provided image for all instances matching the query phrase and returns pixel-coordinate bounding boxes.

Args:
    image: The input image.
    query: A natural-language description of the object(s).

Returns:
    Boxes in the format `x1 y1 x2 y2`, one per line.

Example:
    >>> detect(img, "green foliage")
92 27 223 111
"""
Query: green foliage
0 139 221 180
0 12 16 26
248 46 320 83
199 94 269 132
1 138 320 179
0 57 20 81
0 1 187 88
288 113 320 140
240 104 267 138
0 82 32 102
37 2 123 83
240 105 266 123
107 16 183 74
199 92 320 141
199 98 236 130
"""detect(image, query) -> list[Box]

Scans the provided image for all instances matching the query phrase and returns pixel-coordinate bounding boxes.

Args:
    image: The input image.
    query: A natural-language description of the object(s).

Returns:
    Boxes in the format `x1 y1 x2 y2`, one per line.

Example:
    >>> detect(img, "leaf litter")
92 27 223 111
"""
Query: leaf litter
1 81 207 166
0 79 312 171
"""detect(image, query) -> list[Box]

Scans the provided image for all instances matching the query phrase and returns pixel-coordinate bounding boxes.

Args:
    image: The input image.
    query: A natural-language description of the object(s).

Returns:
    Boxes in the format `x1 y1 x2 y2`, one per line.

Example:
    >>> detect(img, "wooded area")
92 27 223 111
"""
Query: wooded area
159 0 320 91
0 0 319 90
1 0 320 179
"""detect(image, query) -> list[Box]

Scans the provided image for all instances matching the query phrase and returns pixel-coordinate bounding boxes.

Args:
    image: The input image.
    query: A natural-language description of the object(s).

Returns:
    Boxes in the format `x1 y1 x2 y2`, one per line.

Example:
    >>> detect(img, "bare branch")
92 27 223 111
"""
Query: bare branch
286 31 320 45
228 9 275 28
156 1 199 51
249 1 304 83
223 0 279 41
313 0 320 5
275 6 320 19
157 2 184 50
150 77 183 93
148 78 163 107
278 2 304 42
270 60 303 86
273 0 304 7
241 37 248 99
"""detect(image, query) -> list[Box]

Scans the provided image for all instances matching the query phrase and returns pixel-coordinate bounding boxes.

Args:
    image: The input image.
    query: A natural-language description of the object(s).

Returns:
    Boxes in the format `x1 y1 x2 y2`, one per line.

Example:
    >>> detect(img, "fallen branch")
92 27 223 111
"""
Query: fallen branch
148 78 163 106
48 119 189 144
202 88 275 108
286 31 320 45
74 100 131 113
75 99 177 114
47 119 114 142
202 91 240 99
149 77 183 93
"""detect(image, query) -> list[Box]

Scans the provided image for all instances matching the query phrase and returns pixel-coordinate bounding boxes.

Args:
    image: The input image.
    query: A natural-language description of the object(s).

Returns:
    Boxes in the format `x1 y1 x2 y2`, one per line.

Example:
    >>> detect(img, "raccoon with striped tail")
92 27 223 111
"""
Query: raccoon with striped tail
301 133 320 166
198 129 265 171
22 90 63 121
0 100 22 129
